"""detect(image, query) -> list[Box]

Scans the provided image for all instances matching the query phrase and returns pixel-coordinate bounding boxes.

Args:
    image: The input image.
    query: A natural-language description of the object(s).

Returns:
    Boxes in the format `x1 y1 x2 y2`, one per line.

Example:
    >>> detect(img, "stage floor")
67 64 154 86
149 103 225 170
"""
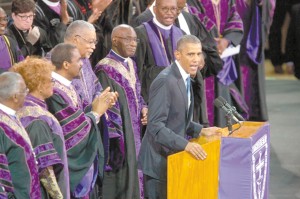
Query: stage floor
265 64 300 198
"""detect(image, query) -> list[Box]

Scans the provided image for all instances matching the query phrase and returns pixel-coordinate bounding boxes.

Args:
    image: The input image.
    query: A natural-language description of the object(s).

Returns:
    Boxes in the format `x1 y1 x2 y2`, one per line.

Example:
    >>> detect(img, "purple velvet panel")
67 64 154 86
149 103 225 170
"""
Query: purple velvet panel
143 20 183 66
219 123 270 199
196 0 243 35
72 58 102 110
204 76 215 126
188 5 216 32
0 37 12 71
34 142 63 172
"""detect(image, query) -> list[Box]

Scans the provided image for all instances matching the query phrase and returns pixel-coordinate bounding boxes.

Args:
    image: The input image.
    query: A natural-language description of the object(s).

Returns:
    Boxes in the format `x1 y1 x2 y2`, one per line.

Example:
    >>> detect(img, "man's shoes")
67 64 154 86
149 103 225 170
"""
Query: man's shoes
274 65 284 74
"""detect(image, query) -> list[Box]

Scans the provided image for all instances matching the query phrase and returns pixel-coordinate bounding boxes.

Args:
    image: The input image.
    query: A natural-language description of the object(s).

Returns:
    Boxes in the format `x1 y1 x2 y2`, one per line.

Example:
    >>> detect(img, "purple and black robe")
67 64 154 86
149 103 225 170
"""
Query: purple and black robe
191 0 248 127
72 57 102 112
134 19 184 102
0 109 41 199
95 50 146 199
45 80 104 198
236 0 269 121
0 35 24 73
17 94 70 199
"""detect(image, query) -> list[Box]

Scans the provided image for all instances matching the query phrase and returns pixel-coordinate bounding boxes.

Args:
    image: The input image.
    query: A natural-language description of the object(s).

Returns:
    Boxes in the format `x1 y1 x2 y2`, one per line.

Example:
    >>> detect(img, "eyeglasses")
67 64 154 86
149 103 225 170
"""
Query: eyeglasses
0 16 8 23
158 6 178 13
16 14 35 21
76 35 98 45
115 36 140 43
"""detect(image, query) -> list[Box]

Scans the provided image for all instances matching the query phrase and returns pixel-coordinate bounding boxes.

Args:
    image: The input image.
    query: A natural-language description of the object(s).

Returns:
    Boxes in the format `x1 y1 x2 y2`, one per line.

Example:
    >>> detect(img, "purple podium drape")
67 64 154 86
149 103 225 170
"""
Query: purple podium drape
219 122 270 199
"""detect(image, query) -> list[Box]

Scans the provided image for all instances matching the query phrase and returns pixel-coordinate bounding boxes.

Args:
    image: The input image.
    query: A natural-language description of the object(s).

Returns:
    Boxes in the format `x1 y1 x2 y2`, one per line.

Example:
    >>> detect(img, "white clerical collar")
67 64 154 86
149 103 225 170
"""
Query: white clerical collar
149 1 156 17
175 60 190 81
111 49 128 62
52 72 72 87
42 0 60 7
153 17 172 30
0 103 16 117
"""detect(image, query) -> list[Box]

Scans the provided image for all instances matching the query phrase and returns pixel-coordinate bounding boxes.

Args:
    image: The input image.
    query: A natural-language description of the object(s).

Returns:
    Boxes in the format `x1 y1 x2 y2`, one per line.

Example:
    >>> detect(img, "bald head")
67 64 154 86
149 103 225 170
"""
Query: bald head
111 24 134 39
111 24 138 57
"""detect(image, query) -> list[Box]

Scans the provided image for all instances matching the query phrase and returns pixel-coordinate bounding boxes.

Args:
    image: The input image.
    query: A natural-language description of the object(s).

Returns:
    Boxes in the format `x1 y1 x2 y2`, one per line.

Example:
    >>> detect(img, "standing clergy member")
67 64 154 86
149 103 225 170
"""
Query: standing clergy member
95 24 147 199
0 72 41 198
46 43 117 198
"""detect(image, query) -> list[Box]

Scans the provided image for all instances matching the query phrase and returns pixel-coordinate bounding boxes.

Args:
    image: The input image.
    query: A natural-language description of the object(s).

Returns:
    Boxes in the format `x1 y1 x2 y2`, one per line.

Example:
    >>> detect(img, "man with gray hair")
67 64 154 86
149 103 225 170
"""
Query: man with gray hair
0 72 41 198
47 20 102 112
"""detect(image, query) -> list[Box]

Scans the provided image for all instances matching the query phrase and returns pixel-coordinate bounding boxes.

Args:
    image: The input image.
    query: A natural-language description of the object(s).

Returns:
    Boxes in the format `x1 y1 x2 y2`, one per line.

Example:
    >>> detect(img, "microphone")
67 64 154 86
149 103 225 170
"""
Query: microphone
217 96 245 121
213 98 240 124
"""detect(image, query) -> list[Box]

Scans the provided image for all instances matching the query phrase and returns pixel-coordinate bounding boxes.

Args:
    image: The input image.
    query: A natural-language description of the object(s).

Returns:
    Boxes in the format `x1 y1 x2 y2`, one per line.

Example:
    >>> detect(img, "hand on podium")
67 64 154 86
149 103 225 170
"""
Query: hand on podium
185 142 207 160
201 127 222 136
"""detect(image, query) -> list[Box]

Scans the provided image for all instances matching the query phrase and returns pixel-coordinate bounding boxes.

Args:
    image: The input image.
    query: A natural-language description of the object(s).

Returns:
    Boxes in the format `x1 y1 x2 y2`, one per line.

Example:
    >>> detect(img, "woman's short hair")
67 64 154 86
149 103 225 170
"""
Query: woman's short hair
12 57 55 92
12 0 35 14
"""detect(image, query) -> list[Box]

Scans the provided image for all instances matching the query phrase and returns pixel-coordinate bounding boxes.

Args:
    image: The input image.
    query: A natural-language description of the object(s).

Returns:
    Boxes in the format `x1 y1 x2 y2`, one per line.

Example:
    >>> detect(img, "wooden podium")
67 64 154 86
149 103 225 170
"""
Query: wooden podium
167 122 270 199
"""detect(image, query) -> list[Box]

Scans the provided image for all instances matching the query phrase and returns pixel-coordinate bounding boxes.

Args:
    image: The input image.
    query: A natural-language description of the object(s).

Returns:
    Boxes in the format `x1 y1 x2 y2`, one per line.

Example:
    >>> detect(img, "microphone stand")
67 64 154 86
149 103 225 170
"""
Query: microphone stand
225 113 233 135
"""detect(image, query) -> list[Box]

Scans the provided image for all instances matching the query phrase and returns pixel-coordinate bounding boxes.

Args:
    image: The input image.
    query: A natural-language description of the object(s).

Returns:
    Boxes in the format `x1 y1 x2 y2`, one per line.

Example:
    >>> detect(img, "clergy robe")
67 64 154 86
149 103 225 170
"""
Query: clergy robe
0 144 12 199
192 0 248 127
45 80 104 197
135 19 184 102
34 0 85 48
72 58 102 112
17 95 70 199
94 50 144 199
236 0 268 121
6 24 50 57
0 35 24 73
0 109 41 199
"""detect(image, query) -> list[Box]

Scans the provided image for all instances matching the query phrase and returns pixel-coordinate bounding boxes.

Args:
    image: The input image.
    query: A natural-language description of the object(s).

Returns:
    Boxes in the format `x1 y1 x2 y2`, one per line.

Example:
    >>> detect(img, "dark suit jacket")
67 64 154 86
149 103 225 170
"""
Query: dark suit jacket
138 62 203 180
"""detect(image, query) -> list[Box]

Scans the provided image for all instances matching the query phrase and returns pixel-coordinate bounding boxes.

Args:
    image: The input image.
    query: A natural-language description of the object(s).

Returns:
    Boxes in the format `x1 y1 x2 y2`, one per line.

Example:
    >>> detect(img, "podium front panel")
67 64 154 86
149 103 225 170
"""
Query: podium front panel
218 122 270 199
168 140 221 199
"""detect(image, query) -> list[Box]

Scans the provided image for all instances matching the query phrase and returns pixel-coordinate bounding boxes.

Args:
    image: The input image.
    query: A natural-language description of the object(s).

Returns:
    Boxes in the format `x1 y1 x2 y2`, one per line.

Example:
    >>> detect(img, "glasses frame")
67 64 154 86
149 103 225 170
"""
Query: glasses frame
158 6 178 13
0 15 8 23
114 36 140 43
75 35 98 45
16 14 35 21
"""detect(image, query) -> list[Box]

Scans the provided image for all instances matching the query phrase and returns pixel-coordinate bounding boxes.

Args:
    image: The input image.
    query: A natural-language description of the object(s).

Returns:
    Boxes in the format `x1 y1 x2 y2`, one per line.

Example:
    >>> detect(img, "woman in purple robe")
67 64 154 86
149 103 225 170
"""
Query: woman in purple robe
13 57 70 199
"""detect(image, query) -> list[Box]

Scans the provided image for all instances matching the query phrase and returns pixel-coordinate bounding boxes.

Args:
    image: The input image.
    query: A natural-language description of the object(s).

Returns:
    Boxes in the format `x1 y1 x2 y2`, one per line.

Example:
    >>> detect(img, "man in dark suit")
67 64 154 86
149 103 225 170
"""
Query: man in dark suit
133 0 222 127
138 35 220 199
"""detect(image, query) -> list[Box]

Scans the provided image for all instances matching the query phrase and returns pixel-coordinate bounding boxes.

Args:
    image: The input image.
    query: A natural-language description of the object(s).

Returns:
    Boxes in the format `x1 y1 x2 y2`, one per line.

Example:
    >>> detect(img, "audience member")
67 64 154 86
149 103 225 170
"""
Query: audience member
6 0 50 57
